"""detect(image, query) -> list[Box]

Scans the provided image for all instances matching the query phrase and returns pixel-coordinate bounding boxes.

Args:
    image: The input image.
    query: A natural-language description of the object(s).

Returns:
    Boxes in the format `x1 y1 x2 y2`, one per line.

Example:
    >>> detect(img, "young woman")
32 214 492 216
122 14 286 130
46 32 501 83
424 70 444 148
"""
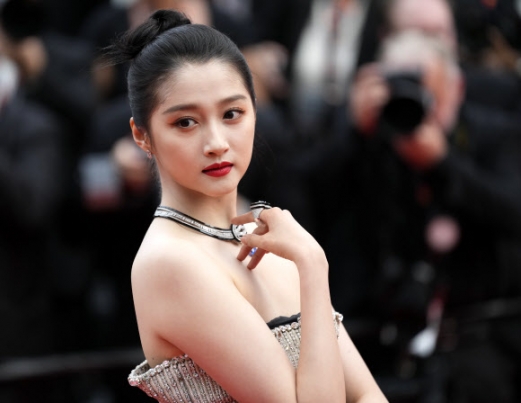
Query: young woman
105 9 388 403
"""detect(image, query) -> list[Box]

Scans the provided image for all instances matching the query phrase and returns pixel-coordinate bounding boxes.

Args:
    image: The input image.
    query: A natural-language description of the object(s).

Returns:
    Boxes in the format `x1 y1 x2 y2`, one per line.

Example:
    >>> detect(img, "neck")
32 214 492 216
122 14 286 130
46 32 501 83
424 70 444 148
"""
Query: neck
160 189 238 229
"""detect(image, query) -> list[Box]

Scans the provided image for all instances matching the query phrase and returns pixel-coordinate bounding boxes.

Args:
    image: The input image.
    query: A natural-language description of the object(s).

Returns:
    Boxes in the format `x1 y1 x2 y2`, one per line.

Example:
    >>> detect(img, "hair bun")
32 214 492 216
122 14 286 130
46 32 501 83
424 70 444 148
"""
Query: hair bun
151 9 191 35
102 9 192 66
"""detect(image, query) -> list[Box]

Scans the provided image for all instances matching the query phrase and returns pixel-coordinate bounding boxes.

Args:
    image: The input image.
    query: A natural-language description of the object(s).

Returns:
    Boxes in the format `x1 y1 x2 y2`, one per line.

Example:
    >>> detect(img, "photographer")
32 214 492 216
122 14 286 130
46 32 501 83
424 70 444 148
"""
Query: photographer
333 30 521 401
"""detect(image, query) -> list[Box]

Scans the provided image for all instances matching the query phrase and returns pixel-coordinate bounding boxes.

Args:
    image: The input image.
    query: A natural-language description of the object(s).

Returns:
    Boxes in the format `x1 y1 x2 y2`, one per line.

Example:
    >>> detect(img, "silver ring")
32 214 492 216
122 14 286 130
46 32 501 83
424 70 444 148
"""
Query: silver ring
250 200 271 220
252 208 263 220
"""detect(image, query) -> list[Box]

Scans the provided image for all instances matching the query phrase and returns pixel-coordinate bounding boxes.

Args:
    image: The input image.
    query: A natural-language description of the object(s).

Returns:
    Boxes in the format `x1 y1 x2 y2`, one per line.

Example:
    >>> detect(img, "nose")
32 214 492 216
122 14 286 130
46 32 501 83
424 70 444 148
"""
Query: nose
203 123 229 157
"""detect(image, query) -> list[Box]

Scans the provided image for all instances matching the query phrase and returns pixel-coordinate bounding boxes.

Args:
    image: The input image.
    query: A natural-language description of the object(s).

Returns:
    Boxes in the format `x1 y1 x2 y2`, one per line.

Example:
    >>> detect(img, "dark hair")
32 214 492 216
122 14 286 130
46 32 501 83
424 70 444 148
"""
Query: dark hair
103 9 256 129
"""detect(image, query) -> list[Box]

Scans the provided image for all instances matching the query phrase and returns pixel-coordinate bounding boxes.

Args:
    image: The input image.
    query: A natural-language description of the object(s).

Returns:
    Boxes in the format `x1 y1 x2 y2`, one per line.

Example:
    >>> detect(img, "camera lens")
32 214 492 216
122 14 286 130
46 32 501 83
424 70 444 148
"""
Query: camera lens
380 71 432 136
381 95 426 133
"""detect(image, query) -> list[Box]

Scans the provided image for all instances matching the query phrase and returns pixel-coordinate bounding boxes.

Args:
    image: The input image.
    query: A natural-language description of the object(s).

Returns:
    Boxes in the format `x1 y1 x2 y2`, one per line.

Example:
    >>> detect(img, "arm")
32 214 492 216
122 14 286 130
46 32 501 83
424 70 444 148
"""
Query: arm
338 324 389 403
234 207 384 402
294 247 347 403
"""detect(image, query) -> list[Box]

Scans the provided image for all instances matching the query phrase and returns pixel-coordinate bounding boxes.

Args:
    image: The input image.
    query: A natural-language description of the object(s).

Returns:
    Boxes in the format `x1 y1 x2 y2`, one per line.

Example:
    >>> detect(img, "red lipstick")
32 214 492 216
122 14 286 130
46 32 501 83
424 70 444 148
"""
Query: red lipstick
202 162 233 177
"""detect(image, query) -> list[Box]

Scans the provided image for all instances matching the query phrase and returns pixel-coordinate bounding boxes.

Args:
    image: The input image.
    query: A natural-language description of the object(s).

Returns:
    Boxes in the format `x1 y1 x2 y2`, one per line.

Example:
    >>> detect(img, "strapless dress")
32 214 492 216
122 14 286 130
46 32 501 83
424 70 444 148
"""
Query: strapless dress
128 311 343 403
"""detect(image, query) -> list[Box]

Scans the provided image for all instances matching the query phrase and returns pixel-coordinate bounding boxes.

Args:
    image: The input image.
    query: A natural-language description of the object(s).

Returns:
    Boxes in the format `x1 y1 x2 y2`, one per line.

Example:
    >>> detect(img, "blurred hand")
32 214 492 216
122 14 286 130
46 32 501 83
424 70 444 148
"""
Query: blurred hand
112 136 152 193
482 27 521 72
14 37 47 81
392 120 448 170
232 207 325 270
349 63 389 136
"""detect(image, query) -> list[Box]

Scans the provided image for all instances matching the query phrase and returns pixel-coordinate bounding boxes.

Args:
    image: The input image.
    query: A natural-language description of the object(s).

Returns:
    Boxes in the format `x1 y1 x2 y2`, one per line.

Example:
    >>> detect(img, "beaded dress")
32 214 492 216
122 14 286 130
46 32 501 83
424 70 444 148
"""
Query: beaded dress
128 311 344 402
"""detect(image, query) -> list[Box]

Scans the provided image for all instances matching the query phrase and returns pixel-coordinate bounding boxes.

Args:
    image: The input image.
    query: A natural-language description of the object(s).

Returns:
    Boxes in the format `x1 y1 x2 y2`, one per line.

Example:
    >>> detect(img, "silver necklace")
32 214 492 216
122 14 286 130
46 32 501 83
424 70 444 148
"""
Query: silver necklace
154 205 247 242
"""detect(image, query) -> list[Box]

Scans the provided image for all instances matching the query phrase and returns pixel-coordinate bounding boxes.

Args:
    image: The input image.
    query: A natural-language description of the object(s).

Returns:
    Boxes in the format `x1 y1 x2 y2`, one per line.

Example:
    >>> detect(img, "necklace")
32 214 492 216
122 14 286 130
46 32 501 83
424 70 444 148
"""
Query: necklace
154 205 247 242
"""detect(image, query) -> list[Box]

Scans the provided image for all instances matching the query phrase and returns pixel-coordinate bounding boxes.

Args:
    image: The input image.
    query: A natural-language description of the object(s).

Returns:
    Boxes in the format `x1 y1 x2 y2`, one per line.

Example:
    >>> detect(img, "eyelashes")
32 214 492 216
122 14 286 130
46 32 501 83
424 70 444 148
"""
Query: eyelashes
223 108 245 120
173 108 245 128
175 117 196 128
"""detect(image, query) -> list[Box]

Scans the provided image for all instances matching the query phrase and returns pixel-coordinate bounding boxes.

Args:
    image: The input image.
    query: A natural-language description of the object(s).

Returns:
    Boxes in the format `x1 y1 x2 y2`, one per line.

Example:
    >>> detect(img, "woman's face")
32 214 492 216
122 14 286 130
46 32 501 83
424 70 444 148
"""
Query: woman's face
146 60 255 199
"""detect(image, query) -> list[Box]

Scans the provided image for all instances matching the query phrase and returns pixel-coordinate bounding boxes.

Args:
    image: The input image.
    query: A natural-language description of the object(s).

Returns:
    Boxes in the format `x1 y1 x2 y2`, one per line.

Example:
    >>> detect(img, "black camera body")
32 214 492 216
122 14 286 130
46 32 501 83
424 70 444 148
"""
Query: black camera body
379 70 433 137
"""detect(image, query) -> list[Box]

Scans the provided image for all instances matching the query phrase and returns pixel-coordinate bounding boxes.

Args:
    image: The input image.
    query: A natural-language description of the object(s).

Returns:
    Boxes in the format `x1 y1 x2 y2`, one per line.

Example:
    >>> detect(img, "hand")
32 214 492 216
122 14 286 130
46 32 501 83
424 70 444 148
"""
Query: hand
16 37 47 81
349 63 389 136
231 207 325 270
482 27 521 72
392 120 448 170
112 135 152 193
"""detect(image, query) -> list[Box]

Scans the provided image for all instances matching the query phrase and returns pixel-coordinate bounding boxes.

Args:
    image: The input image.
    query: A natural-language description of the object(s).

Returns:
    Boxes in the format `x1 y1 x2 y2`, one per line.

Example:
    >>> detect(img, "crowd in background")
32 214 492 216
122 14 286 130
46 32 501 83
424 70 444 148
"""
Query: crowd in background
1 0 521 402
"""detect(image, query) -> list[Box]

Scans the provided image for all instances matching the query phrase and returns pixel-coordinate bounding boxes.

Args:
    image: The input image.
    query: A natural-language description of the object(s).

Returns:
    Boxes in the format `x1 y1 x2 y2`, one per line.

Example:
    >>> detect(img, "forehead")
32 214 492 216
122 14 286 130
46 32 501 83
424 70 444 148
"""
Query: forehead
381 45 448 93
386 50 445 74
392 0 452 31
156 60 249 109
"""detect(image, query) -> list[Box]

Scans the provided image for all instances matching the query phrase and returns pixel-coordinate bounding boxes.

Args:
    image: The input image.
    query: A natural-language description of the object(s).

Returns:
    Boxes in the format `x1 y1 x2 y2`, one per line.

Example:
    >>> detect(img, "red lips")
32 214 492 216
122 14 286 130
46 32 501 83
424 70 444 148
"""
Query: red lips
202 162 233 177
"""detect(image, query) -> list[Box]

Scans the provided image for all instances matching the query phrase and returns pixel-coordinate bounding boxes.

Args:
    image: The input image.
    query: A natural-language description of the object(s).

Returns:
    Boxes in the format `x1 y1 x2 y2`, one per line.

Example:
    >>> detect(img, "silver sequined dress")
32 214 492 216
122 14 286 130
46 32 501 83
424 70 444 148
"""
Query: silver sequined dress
128 312 343 403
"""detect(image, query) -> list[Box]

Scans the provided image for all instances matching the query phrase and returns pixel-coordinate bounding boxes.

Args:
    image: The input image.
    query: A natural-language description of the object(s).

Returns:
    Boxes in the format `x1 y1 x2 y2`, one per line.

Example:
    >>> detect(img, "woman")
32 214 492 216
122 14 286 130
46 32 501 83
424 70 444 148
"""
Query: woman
105 9 388 403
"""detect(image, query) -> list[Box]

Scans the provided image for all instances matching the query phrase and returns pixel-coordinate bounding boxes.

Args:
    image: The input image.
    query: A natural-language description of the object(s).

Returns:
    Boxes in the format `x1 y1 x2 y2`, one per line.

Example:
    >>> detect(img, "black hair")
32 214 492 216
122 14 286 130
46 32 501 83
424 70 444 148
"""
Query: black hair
103 9 256 130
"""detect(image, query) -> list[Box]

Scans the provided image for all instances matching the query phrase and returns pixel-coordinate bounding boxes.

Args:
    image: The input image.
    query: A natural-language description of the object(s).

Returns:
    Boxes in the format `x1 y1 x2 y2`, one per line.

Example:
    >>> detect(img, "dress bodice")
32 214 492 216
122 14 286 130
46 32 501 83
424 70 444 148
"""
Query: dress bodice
128 312 343 402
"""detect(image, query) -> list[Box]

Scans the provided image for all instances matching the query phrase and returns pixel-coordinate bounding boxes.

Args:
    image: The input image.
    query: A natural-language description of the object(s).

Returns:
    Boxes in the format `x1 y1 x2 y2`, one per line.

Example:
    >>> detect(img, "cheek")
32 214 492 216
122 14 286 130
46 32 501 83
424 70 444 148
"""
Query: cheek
231 132 254 170
234 119 255 148
243 127 256 156
155 137 192 168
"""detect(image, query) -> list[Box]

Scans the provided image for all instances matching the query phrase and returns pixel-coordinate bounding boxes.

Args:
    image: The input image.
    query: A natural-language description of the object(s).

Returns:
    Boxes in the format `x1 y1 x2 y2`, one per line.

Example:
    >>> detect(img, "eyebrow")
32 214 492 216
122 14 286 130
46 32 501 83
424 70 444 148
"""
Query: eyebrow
162 94 249 115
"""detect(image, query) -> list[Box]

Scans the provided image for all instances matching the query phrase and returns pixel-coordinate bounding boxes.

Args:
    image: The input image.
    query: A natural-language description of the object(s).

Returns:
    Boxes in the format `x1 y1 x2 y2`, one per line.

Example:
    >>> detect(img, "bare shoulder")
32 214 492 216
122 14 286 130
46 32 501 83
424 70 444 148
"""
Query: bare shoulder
131 228 219 295
132 231 196 275
130 226 240 346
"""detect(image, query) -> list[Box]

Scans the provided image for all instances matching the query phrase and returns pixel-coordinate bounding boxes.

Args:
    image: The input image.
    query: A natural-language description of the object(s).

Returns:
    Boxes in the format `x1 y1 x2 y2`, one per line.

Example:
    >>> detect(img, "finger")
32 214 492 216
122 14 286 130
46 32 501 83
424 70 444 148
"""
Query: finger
252 219 269 234
232 206 274 225
236 220 270 261
236 243 253 262
237 237 270 263
240 233 270 252
231 211 256 225
247 248 268 270
355 62 382 80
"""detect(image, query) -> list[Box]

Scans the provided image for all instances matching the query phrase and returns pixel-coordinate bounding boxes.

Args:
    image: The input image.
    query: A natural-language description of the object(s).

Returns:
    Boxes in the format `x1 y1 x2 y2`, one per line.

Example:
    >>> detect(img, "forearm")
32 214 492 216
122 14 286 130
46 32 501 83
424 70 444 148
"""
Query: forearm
295 251 346 403
354 393 389 403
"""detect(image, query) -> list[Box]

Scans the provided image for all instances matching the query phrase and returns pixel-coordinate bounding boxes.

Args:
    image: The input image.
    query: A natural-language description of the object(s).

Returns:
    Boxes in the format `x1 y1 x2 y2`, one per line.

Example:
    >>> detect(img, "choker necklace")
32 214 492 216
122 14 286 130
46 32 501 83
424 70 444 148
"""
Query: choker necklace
154 205 247 242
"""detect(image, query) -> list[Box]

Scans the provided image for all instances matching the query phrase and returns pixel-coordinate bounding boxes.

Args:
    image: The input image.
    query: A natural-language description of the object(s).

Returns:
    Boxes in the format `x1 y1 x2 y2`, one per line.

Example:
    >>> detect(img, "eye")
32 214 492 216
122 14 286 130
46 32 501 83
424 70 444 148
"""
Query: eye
175 117 197 128
223 109 244 120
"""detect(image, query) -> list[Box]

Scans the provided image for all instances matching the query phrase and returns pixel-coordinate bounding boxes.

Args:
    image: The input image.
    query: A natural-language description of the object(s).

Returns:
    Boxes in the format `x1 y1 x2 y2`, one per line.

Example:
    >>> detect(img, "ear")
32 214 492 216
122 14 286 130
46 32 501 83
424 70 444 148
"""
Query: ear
130 117 150 153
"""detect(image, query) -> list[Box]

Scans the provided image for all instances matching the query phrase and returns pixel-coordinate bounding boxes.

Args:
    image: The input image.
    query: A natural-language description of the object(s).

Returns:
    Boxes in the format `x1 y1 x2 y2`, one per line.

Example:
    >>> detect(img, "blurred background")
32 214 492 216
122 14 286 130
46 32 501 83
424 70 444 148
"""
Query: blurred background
0 0 521 401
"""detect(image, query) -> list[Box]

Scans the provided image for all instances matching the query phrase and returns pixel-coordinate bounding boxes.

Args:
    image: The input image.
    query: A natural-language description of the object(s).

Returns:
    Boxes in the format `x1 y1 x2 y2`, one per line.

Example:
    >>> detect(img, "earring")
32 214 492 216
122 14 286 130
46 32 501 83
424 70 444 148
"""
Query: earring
146 150 152 159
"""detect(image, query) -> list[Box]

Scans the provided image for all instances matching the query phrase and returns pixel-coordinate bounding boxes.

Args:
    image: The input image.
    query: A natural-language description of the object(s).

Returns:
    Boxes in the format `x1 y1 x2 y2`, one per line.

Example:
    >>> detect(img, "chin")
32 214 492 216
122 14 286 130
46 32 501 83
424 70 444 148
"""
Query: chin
202 181 239 199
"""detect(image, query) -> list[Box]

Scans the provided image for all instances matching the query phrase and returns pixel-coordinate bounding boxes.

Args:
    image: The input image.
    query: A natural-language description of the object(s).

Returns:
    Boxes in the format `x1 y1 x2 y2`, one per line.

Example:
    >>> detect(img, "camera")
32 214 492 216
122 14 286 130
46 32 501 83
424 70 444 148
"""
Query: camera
379 70 433 137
